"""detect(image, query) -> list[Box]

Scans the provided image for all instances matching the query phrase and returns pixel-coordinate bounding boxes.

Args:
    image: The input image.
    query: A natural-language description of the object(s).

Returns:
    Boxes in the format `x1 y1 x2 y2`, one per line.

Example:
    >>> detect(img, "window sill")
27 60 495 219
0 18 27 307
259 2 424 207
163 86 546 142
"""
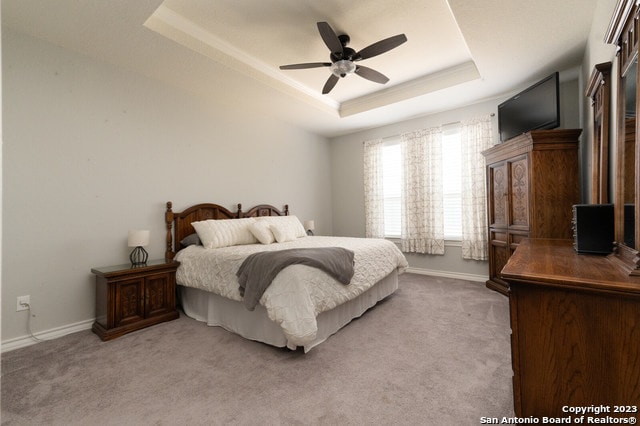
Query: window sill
385 237 462 247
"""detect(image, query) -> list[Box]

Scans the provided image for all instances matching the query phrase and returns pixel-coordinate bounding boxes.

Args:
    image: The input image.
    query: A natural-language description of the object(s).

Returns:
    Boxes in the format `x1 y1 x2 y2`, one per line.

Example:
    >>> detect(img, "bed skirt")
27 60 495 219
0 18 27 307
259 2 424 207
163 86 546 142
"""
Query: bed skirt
179 269 399 352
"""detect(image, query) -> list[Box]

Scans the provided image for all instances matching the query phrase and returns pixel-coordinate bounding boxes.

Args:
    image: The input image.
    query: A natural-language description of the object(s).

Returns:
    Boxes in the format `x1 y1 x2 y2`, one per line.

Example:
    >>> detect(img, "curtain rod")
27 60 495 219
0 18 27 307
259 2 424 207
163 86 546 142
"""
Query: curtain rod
375 113 495 142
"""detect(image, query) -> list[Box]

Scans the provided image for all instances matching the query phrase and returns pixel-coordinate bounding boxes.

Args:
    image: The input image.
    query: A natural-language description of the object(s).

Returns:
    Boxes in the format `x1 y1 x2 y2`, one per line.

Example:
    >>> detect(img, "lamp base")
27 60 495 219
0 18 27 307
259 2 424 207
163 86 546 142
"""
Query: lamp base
129 246 148 267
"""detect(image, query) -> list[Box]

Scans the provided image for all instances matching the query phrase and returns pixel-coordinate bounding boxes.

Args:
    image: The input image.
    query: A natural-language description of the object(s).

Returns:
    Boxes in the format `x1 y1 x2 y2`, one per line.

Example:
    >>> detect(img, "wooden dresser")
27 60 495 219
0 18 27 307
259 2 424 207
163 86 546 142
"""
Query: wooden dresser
482 129 581 295
501 238 640 418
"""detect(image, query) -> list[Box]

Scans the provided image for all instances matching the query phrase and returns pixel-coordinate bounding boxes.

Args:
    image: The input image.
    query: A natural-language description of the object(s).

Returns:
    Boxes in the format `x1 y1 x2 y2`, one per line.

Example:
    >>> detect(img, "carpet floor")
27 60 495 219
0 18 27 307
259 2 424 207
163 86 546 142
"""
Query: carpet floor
1 273 514 425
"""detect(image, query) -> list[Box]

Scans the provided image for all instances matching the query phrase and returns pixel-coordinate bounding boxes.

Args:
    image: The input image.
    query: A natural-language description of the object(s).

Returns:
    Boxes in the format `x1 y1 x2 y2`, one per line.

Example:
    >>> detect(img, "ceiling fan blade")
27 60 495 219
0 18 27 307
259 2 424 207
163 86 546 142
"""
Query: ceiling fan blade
322 74 340 94
280 62 331 70
317 22 343 56
355 34 407 61
355 65 389 84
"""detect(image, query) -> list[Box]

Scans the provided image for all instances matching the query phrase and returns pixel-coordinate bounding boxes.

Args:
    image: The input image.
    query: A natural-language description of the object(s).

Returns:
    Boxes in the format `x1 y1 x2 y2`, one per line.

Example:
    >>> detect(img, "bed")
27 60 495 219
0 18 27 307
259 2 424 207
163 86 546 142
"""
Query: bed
165 201 408 352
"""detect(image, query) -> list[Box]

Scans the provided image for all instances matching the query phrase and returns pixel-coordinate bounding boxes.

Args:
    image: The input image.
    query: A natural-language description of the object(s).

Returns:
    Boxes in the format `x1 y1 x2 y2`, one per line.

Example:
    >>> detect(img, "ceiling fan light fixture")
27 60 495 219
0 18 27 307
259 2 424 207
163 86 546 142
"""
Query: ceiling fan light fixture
331 60 356 78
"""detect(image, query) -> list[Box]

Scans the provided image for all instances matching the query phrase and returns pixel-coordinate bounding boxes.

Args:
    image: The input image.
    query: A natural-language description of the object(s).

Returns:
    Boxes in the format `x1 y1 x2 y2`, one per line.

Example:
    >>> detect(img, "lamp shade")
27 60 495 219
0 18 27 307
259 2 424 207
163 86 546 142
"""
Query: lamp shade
304 220 315 231
128 230 149 247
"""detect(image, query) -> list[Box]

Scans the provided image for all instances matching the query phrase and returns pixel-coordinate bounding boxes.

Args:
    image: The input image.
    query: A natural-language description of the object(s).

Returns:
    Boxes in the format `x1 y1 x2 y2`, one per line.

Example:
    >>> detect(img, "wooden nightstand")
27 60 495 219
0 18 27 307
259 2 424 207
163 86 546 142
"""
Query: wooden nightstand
91 260 180 341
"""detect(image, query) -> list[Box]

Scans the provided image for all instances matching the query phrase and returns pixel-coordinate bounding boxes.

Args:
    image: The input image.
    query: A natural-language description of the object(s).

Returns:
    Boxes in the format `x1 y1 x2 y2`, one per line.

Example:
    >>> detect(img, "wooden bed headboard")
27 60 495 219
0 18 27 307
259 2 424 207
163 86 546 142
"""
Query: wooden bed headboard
165 201 289 260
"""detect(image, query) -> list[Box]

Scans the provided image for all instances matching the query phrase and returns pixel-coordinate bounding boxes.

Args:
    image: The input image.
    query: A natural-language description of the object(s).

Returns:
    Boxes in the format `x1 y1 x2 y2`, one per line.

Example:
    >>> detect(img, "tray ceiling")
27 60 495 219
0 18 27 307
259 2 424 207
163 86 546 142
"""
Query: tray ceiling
3 0 601 136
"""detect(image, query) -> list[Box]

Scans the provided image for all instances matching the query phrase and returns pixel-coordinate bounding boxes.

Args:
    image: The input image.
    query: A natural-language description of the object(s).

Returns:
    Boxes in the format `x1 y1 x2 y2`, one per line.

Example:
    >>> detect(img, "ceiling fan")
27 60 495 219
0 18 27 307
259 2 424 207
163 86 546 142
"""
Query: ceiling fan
279 22 407 94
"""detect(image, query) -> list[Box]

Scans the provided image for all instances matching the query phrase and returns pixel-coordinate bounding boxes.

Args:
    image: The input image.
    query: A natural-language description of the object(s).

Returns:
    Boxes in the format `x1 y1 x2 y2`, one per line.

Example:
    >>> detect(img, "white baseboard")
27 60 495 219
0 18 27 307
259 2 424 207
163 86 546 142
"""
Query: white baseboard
1 318 94 353
1 268 487 352
405 267 489 283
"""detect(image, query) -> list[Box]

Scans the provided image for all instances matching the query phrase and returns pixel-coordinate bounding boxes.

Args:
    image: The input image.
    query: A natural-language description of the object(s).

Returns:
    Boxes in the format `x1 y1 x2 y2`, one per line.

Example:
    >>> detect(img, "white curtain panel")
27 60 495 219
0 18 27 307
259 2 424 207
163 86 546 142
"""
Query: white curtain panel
460 115 495 260
400 128 444 254
363 139 385 238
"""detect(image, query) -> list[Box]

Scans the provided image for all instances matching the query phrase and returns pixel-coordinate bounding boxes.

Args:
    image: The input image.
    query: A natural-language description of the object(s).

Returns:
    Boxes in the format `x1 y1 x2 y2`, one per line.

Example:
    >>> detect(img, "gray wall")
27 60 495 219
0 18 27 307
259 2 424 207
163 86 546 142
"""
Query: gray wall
1 30 332 343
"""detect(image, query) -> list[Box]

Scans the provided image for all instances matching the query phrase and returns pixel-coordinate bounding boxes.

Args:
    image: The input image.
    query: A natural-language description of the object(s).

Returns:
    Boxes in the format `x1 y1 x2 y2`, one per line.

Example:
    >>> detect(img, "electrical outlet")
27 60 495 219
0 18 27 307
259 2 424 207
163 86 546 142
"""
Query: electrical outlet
16 295 30 312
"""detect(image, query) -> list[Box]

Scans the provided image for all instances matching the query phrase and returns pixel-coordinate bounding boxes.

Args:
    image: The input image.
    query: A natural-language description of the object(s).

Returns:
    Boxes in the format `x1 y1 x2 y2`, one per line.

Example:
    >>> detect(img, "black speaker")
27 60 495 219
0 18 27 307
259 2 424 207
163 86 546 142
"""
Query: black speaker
572 204 614 254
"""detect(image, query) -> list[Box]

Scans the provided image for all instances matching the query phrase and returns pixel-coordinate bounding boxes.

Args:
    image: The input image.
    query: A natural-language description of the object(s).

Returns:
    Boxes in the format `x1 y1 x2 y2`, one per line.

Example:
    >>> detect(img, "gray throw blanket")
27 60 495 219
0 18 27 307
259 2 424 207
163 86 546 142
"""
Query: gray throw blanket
236 247 355 311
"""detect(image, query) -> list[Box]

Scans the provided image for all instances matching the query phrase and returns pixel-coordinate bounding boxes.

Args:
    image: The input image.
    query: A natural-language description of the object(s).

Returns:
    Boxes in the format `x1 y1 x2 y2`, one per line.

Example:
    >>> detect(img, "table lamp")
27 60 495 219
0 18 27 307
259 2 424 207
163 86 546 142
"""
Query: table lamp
304 220 315 236
128 230 149 266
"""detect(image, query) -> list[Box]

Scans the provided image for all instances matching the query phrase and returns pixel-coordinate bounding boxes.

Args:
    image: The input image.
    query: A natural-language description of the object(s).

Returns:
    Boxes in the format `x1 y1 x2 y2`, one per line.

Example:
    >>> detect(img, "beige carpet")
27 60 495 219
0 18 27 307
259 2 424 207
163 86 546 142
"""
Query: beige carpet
1 273 514 425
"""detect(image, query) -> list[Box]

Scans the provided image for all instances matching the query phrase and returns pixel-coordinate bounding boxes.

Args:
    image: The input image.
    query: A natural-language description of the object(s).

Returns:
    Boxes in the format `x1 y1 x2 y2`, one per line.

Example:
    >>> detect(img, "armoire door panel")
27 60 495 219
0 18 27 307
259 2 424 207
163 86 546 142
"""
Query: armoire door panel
509 156 530 229
489 162 508 228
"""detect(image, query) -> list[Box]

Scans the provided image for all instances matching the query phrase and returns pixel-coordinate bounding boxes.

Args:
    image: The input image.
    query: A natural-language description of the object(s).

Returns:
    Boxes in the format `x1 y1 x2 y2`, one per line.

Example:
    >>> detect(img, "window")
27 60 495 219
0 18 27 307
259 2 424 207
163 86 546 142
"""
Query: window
365 115 492 258
382 142 401 237
381 128 463 240
442 128 462 240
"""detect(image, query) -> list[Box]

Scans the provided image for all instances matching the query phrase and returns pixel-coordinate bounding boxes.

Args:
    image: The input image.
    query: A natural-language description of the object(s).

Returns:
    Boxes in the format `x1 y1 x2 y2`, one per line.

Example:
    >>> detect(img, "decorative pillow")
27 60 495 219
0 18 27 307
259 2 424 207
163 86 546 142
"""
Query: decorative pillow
180 233 201 247
269 222 298 243
256 215 306 239
191 218 258 249
248 221 275 245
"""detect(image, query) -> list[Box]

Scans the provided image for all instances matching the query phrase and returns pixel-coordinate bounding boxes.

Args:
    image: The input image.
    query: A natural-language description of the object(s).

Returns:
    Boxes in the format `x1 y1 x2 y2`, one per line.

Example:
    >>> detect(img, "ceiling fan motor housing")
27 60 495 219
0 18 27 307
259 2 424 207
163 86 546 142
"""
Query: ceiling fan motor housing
331 46 356 62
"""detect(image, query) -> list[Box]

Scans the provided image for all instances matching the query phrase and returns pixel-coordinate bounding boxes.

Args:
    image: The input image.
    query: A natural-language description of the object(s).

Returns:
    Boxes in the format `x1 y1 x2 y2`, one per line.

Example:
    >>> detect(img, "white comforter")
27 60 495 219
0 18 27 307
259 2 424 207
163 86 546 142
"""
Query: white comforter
175 236 408 346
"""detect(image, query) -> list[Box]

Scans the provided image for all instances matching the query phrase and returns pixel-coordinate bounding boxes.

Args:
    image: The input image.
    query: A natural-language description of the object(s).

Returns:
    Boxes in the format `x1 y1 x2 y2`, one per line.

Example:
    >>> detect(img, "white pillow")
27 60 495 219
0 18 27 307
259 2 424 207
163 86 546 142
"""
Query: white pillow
191 218 258 249
248 221 275 245
269 223 298 243
256 215 306 239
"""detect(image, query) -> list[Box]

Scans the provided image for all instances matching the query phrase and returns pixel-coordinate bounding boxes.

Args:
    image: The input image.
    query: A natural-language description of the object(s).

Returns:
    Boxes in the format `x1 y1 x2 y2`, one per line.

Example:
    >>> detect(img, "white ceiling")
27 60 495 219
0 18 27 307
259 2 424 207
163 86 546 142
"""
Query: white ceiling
3 0 599 137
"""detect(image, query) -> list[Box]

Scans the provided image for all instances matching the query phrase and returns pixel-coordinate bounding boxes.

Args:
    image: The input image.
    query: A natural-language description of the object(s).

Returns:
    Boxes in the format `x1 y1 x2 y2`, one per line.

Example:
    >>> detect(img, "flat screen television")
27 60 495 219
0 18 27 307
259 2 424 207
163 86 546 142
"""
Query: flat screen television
498 72 560 142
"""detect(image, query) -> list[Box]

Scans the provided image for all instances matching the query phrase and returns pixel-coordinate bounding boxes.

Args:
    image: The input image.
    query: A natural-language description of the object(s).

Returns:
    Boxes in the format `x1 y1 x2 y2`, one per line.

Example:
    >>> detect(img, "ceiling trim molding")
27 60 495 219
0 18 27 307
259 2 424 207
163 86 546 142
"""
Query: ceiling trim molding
144 4 340 114
339 61 481 117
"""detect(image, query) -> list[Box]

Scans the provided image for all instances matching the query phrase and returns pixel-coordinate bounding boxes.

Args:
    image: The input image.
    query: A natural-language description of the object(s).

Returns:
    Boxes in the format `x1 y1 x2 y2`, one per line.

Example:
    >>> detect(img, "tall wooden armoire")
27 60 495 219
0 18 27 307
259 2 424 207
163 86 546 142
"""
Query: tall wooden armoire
482 129 582 295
